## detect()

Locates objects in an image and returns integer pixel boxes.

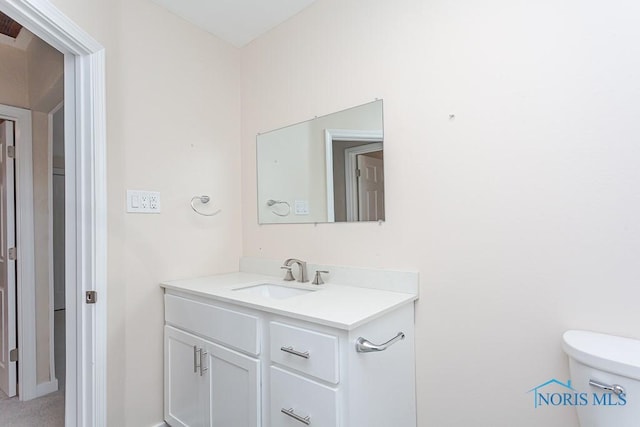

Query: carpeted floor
[0,310,66,425]
[0,389,64,427]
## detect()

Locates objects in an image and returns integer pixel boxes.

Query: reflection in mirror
[257,100,384,224]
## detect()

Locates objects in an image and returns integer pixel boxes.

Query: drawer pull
[193,346,200,373]
[281,407,311,425]
[356,332,405,353]
[281,346,310,359]
[200,350,208,376]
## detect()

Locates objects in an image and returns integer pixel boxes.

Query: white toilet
[562,330,640,426]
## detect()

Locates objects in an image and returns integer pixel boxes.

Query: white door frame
[0,1,107,426]
[324,129,383,222]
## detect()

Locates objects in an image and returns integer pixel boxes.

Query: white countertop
[161,272,418,330]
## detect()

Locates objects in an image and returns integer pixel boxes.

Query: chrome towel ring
[267,199,290,217]
[191,195,221,217]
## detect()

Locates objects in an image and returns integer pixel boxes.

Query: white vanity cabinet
[162,266,418,427]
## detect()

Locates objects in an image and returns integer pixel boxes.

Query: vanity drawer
[270,366,338,427]
[270,322,339,384]
[165,294,259,355]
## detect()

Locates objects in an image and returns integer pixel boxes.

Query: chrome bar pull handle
[589,379,625,395]
[280,346,310,359]
[193,346,200,373]
[281,408,311,425]
[356,332,405,353]
[200,350,208,376]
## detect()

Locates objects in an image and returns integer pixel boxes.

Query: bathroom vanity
[161,258,418,427]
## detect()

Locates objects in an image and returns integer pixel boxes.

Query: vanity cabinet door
[165,326,207,427]
[203,341,260,427]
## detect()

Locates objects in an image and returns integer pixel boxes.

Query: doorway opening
[0,27,66,421]
[324,129,384,222]
[0,0,107,425]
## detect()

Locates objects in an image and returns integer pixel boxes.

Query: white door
[0,120,17,397]
[205,341,260,427]
[357,154,385,221]
[165,326,207,427]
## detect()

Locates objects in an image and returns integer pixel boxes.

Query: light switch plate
[127,190,161,213]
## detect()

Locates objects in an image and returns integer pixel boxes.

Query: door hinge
[7,146,15,159]
[356,168,361,177]
[9,348,18,362]
[85,291,97,304]
[8,247,16,260]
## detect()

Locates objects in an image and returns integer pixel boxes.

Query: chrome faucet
[281,258,309,283]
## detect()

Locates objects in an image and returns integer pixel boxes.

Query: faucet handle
[280,266,295,281]
[312,270,329,285]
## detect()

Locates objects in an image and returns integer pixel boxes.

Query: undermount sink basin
[233,283,316,300]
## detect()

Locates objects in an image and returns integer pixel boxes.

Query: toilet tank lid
[562,330,640,380]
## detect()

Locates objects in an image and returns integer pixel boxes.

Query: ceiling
[151,0,318,47]
[0,11,22,39]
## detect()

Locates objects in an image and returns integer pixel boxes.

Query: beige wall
[0,44,28,108]
[47,0,242,425]
[241,0,640,426]
[26,36,64,112]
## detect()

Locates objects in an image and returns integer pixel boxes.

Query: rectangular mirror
[257,100,384,224]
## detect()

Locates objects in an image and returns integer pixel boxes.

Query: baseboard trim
[151,422,169,427]
[35,378,59,398]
